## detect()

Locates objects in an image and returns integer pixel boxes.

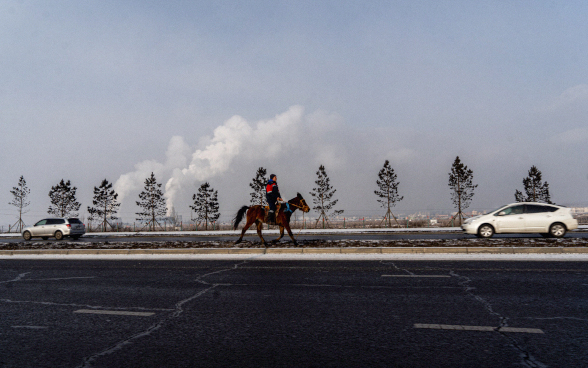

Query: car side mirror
[497,211,506,216]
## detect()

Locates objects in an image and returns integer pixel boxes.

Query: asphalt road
[2,231,588,244]
[1,259,587,367]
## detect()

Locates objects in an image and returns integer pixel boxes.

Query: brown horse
[233,193,310,246]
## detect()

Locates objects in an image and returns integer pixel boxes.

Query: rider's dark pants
[266,195,277,212]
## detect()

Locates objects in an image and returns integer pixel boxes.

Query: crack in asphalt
[0,272,30,283]
[379,261,415,275]
[449,270,548,368]
[76,257,257,368]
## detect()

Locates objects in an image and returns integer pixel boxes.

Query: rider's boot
[267,210,275,225]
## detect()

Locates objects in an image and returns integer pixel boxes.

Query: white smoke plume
[113,105,340,214]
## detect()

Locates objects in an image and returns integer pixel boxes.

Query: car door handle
[518,217,524,219]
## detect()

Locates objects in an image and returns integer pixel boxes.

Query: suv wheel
[549,223,566,238]
[54,231,64,241]
[23,231,32,241]
[477,224,494,238]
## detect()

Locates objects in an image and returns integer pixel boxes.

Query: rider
[266,174,283,223]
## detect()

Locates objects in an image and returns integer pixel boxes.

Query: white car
[22,218,86,241]
[462,202,578,238]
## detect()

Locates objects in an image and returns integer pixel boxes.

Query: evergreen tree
[87,179,120,231]
[48,179,81,217]
[135,172,166,230]
[249,167,268,206]
[514,165,552,203]
[374,160,403,227]
[9,176,30,232]
[309,165,343,229]
[448,156,477,225]
[190,182,220,230]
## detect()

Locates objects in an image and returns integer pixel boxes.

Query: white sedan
[462,202,578,238]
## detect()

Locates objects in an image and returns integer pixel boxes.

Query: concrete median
[1,247,588,256]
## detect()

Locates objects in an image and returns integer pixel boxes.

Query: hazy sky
[1,1,588,226]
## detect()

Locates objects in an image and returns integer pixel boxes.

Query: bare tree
[135,172,166,231]
[374,160,403,227]
[309,165,343,229]
[515,165,552,203]
[249,167,268,206]
[448,156,477,225]
[48,179,81,217]
[9,176,30,232]
[190,182,220,230]
[87,179,120,231]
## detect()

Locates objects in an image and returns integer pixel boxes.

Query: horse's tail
[233,206,250,230]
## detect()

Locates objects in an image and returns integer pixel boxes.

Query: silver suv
[22,218,86,241]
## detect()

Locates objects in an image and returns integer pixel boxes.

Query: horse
[233,193,310,246]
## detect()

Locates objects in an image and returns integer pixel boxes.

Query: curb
[1,247,588,256]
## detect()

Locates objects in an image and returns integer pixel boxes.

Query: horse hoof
[234,239,242,245]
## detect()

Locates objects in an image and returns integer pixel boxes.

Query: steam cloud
[114,105,343,214]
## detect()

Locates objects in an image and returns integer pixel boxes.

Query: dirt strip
[1,237,587,250]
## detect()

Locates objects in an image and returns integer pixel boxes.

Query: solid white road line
[414,323,544,334]
[382,275,450,278]
[74,309,155,317]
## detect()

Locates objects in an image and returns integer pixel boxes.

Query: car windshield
[489,205,509,215]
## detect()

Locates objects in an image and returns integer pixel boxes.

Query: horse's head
[295,192,310,213]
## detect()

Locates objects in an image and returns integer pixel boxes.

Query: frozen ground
[1,236,587,250]
[1,225,586,238]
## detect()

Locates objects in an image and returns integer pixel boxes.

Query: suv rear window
[68,218,82,224]
[47,219,66,225]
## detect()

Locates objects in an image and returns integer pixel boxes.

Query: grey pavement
[1,259,587,367]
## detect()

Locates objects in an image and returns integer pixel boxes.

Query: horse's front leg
[284,222,298,246]
[256,220,267,246]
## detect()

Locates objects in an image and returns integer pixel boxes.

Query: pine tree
[48,179,81,217]
[309,165,343,229]
[190,182,220,230]
[249,167,268,206]
[9,176,30,232]
[374,160,403,227]
[448,156,477,225]
[514,165,552,203]
[135,172,166,230]
[87,179,120,231]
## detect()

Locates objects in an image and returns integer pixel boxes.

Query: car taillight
[66,224,71,228]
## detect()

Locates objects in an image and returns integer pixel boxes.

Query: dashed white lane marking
[414,323,544,334]
[382,275,450,278]
[74,309,155,317]
[12,326,49,329]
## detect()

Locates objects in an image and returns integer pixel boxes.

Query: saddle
[263,203,281,225]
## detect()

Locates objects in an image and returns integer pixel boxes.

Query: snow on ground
[1,225,586,238]
[3,253,588,261]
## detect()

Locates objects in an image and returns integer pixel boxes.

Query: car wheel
[23,231,32,241]
[549,223,566,238]
[477,224,494,238]
[54,231,64,241]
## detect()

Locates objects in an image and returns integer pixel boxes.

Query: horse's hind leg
[235,218,255,245]
[273,226,285,243]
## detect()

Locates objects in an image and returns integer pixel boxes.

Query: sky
[1,0,588,228]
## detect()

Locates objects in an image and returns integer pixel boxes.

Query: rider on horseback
[266,174,283,224]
